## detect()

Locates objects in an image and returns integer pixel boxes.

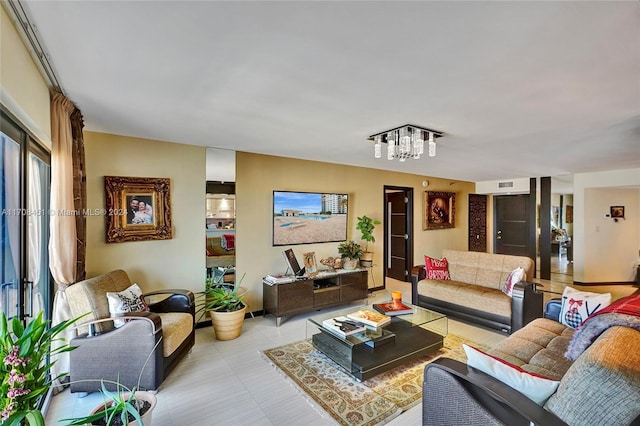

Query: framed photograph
[303,251,318,277]
[105,176,172,243]
[424,191,456,230]
[610,206,625,219]
[566,205,573,224]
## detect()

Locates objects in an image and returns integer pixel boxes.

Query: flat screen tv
[273,190,348,246]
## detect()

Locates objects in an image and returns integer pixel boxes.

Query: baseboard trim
[572,281,636,286]
[195,309,264,329]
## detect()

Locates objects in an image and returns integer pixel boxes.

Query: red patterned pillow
[424,255,450,280]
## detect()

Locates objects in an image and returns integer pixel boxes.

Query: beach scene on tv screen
[273,191,347,245]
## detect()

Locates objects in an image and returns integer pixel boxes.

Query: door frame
[382,186,414,288]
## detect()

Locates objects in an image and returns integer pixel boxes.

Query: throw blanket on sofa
[221,234,235,250]
[565,294,640,361]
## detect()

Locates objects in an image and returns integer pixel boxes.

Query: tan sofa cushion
[443,249,534,291]
[418,279,511,317]
[157,312,193,356]
[488,318,575,380]
[67,269,132,333]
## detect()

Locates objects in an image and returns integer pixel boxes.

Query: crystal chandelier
[370,125,443,162]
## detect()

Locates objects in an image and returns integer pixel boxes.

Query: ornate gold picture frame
[424,191,456,230]
[105,176,172,243]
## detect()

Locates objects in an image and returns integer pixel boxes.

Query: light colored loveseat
[66,270,195,393]
[422,305,640,425]
[412,249,542,334]
[206,236,235,269]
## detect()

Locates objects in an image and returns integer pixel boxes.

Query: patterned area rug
[261,334,486,426]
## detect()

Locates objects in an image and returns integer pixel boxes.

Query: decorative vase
[343,258,359,270]
[88,391,157,426]
[209,305,247,340]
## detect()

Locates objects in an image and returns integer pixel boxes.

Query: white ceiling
[21,1,640,182]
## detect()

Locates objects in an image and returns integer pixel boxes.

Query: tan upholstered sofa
[66,270,195,393]
[206,236,235,269]
[412,249,542,334]
[422,305,640,425]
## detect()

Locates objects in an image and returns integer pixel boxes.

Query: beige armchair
[66,270,195,393]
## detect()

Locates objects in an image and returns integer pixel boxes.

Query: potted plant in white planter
[356,215,380,268]
[62,382,157,426]
[199,269,249,341]
[338,240,363,270]
[62,340,162,426]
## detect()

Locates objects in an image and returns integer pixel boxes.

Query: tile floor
[46,282,637,426]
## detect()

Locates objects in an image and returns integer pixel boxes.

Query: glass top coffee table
[306,302,447,381]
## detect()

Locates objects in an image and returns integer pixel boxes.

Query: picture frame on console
[303,252,318,277]
[424,191,456,230]
[105,176,172,243]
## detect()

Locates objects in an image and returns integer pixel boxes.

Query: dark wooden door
[494,194,530,256]
[468,194,487,252]
[384,188,413,282]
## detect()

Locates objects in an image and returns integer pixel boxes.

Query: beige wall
[574,168,640,283]
[84,132,206,295]
[0,6,51,147]
[235,152,474,312]
[583,187,639,282]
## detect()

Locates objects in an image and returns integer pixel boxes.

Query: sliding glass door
[1,110,51,326]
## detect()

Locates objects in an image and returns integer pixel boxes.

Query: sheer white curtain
[28,154,42,297]
[49,93,78,385]
[1,134,21,316]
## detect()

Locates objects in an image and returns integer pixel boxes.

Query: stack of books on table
[346,309,392,328]
[263,274,293,285]
[322,316,367,338]
[372,301,413,316]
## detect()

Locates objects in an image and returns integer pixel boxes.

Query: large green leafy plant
[1,311,79,426]
[356,215,381,252]
[338,240,363,260]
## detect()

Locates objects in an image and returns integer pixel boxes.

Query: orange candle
[391,291,402,306]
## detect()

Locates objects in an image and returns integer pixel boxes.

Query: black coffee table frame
[308,304,447,381]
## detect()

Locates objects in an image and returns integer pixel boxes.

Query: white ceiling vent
[498,181,514,189]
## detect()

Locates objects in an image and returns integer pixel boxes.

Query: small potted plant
[62,340,162,426]
[356,215,381,267]
[199,268,249,340]
[338,240,363,270]
[1,311,81,426]
[62,381,156,426]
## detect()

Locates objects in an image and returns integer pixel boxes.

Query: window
[1,109,51,324]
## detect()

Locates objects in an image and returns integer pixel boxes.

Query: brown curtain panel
[71,108,86,281]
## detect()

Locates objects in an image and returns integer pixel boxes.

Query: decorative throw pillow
[502,267,526,297]
[106,283,149,328]
[559,286,611,329]
[424,256,450,280]
[463,344,560,405]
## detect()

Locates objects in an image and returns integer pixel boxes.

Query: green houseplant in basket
[356,215,380,267]
[338,240,363,270]
[199,268,249,341]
